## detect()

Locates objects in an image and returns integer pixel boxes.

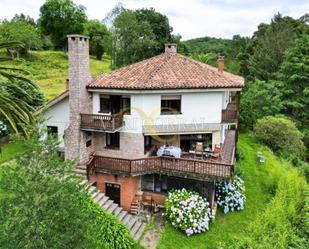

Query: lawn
[0,50,111,100]
[0,141,26,164]
[157,133,298,249]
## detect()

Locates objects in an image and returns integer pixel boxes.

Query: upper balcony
[221,103,238,123]
[80,113,123,132]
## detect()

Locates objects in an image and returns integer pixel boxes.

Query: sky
[0,0,308,40]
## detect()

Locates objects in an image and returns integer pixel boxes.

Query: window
[161,95,181,114]
[121,95,131,115]
[100,95,111,113]
[47,126,58,136]
[106,132,120,149]
[141,175,154,192]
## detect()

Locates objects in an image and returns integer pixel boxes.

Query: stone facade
[64,35,92,164]
[93,132,145,159]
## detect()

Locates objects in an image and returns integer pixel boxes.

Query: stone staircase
[73,164,87,178]
[74,165,146,241]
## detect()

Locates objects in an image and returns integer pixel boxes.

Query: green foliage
[5,79,45,107]
[0,19,42,55]
[240,80,283,128]
[242,13,308,81]
[279,34,309,130]
[85,20,112,60]
[158,134,308,249]
[0,140,26,163]
[0,126,134,248]
[254,116,305,157]
[39,0,87,49]
[0,50,111,100]
[238,171,308,249]
[111,7,173,68]
[0,41,38,136]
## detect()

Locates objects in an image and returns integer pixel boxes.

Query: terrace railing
[80,113,123,132]
[87,155,234,181]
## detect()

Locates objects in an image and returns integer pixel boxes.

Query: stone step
[113,207,122,217]
[102,200,114,210]
[122,214,133,225]
[126,217,137,230]
[130,221,142,237]
[98,196,109,207]
[91,191,100,199]
[76,164,86,170]
[107,203,118,213]
[93,193,105,203]
[87,186,97,195]
[117,210,127,221]
[134,223,146,241]
[74,168,86,175]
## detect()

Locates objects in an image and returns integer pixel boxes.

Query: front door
[105,183,121,205]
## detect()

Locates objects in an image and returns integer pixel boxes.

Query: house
[44,34,244,213]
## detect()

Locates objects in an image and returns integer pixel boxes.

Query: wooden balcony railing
[87,155,234,181]
[80,113,123,132]
[222,103,238,123]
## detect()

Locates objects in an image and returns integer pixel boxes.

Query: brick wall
[92,173,140,211]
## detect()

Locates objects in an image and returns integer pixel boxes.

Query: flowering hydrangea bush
[216,175,246,213]
[163,189,213,236]
[0,121,8,137]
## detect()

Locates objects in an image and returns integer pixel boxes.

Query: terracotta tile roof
[88,53,245,90]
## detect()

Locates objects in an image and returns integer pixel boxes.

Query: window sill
[104,146,120,151]
[160,112,182,115]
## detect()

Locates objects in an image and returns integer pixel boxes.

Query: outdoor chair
[195,142,204,159]
[212,145,221,158]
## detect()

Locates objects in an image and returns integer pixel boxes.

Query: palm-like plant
[0,41,37,136]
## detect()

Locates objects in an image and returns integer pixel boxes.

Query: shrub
[163,189,213,236]
[216,175,246,213]
[254,116,306,158]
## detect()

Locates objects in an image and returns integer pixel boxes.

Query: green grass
[0,141,26,164]
[157,133,304,249]
[0,50,111,100]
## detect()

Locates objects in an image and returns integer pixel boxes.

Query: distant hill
[0,51,111,100]
[183,36,233,55]
[184,36,242,74]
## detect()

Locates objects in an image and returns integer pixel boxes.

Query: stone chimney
[65,78,69,90]
[64,34,92,163]
[217,55,225,73]
[165,43,177,53]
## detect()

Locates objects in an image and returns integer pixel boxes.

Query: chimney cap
[67,34,89,39]
[217,55,225,60]
[165,43,177,53]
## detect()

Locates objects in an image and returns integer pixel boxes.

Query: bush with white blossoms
[163,189,213,236]
[0,121,8,137]
[216,175,246,214]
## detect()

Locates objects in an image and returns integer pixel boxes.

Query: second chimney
[165,43,177,53]
[217,55,225,72]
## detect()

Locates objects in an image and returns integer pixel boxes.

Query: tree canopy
[0,19,42,56]
[111,7,174,68]
[39,0,87,49]
[85,20,112,60]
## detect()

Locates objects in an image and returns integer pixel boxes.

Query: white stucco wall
[92,91,226,134]
[44,97,70,147]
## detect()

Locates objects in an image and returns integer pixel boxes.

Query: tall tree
[0,19,42,56]
[111,7,173,68]
[242,13,308,81]
[39,0,87,49]
[85,20,112,60]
